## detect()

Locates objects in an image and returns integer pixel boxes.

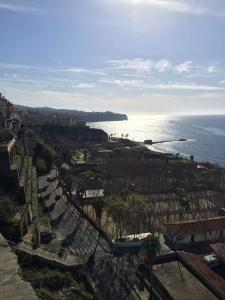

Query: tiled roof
[40,180,58,198]
[179,251,225,298]
[44,187,63,208]
[44,194,56,208]
[38,177,49,191]
[50,196,67,221]
[164,216,225,236]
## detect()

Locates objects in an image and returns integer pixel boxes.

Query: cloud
[105,58,172,74]
[73,83,96,88]
[106,59,153,73]
[154,60,172,72]
[174,61,192,74]
[100,78,225,91]
[0,62,35,70]
[0,62,105,77]
[100,79,144,88]
[0,1,40,13]
[207,65,217,73]
[119,0,225,18]
[61,68,106,76]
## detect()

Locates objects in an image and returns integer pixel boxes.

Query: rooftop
[164,216,225,236]
[154,259,216,300]
[179,251,225,298]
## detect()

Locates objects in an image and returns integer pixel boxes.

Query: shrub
[34,141,55,174]
[23,268,73,290]
[35,157,48,175]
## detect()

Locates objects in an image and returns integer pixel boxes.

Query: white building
[164,216,225,249]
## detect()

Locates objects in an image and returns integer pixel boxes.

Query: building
[164,216,225,249]
[0,93,20,133]
[0,93,14,128]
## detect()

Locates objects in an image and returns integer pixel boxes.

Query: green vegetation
[20,265,96,300]
[0,192,17,223]
[37,288,58,300]
[79,170,97,179]
[40,212,51,228]
[23,267,73,290]
[34,141,56,175]
[35,157,48,174]
[105,194,150,238]
[38,287,95,300]
[72,149,90,164]
[15,140,25,156]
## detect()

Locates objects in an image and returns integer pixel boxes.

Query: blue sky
[0,0,225,114]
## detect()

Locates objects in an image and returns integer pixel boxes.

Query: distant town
[2,93,225,300]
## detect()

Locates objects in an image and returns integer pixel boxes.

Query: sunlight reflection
[88,113,172,142]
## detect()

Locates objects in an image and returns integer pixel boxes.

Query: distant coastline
[89,114,225,166]
[15,105,128,123]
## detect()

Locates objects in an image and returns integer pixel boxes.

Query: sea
[88,114,225,167]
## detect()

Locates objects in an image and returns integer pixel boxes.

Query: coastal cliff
[15,105,128,123]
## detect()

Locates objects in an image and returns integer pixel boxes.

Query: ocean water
[88,114,225,166]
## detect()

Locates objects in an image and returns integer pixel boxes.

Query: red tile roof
[164,216,225,236]
[178,251,225,298]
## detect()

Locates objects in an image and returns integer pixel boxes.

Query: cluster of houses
[164,216,225,249]
[0,93,21,134]
[0,93,13,129]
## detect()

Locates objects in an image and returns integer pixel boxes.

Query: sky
[0,0,225,114]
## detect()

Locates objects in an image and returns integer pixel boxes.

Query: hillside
[15,105,128,122]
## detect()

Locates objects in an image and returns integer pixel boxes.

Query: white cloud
[101,78,225,91]
[73,83,96,88]
[119,0,225,18]
[0,1,39,13]
[106,58,153,73]
[61,68,106,76]
[174,61,192,74]
[0,62,106,76]
[0,62,34,70]
[207,65,217,73]
[106,58,171,74]
[154,59,172,72]
[100,79,144,88]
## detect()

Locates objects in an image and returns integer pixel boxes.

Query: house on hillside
[164,216,225,249]
[0,93,14,128]
[0,93,21,133]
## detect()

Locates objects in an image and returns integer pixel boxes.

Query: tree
[35,157,48,175]
[141,235,161,299]
[34,141,55,174]
[93,199,104,227]
[105,195,129,238]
